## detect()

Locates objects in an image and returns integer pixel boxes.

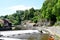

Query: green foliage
[0,0,60,26]
[28,8,35,20]
[0,23,4,28]
[24,10,29,20]
[31,16,39,23]
[0,8,40,25]
[40,0,60,25]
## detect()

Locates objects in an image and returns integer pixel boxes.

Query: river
[0,30,49,40]
[0,27,60,40]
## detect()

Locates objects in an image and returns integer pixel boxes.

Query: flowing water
[0,30,50,40]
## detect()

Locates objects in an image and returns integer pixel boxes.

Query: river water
[1,27,60,40]
[0,30,49,40]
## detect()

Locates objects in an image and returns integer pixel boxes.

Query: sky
[0,0,45,16]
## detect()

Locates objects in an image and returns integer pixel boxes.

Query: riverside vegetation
[0,0,60,28]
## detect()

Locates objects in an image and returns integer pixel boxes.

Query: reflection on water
[28,34,49,40]
[40,34,49,40]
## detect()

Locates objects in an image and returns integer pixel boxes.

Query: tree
[40,0,59,25]
[24,10,29,20]
[28,8,35,20]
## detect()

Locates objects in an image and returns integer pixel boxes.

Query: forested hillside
[41,0,60,25]
[0,0,60,27]
[0,8,40,25]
